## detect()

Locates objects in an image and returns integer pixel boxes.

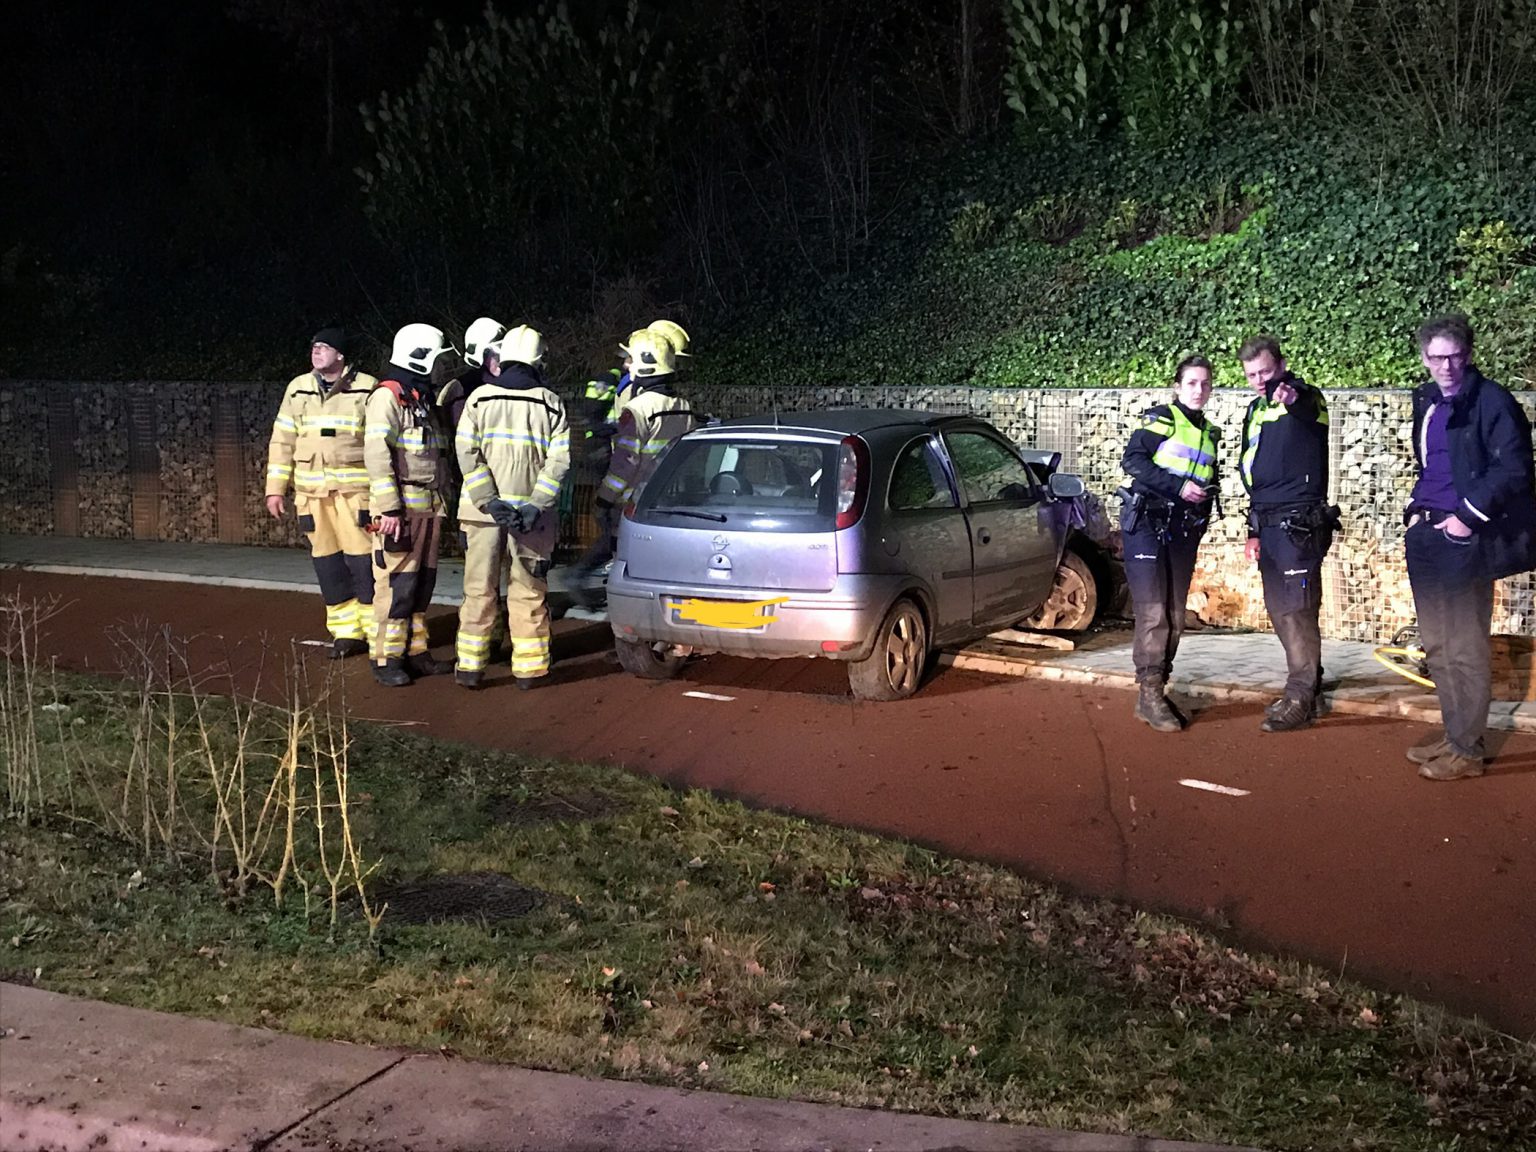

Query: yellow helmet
[621,328,676,378]
[646,319,691,357]
[462,317,506,367]
[495,324,546,367]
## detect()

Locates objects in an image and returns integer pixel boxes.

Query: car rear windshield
[636,436,840,529]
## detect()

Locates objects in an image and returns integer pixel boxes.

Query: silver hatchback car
[607,409,1096,700]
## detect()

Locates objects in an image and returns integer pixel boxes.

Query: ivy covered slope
[699,118,1536,392]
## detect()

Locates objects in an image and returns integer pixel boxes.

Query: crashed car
[606,409,1117,700]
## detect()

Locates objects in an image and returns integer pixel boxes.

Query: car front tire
[1021,548,1099,632]
[847,599,929,701]
[614,636,687,680]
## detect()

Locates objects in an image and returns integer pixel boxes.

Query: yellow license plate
[668,596,789,630]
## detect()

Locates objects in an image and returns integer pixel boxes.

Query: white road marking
[683,691,736,702]
[1178,778,1251,797]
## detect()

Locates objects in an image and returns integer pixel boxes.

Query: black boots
[371,658,412,688]
[1261,696,1315,733]
[406,652,454,677]
[330,638,369,660]
[1134,682,1184,733]
[455,668,483,690]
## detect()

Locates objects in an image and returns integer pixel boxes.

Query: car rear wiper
[650,507,728,522]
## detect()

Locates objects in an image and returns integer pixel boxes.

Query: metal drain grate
[376,872,547,925]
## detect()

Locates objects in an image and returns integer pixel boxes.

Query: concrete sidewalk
[0,984,1246,1152]
[4,534,1532,734]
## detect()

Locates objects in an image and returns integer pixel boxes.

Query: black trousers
[1257,522,1333,701]
[1125,524,1204,686]
[1406,519,1494,759]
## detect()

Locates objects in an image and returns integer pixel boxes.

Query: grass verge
[2,673,1532,1151]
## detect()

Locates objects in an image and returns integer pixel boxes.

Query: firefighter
[1120,355,1221,732]
[570,328,699,611]
[363,323,456,687]
[263,327,380,659]
[453,324,571,689]
[1238,335,1338,732]
[438,317,512,653]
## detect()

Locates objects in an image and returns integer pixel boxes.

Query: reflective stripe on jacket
[1149,405,1218,486]
[599,387,697,503]
[1239,377,1330,499]
[364,379,448,516]
[264,370,379,497]
[455,377,571,557]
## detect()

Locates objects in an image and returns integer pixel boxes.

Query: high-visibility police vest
[1147,405,1218,486]
[1241,391,1330,490]
[582,368,631,437]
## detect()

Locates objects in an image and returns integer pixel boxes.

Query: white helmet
[463,317,507,367]
[390,323,451,375]
[621,328,676,378]
[495,324,545,367]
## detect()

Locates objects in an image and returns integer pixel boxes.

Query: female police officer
[1120,356,1221,732]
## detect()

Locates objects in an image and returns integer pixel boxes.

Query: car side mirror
[1048,473,1085,499]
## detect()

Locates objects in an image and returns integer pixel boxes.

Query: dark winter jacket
[1410,368,1536,580]
[1239,373,1330,511]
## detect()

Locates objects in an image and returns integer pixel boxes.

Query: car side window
[944,432,1038,505]
[889,437,957,511]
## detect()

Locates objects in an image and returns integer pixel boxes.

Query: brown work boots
[1408,732,1487,781]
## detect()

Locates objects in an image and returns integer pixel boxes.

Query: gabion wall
[1,379,1531,643]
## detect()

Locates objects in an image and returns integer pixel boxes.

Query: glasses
[1425,352,1468,365]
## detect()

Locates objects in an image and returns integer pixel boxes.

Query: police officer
[363,323,456,687]
[263,327,379,659]
[1238,335,1337,733]
[1404,314,1536,781]
[1120,355,1221,732]
[453,325,571,689]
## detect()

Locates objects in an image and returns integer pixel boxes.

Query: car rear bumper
[607,566,905,660]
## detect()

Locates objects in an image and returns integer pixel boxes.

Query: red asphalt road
[9,571,1536,1038]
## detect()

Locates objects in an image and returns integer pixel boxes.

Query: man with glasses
[1403,314,1535,781]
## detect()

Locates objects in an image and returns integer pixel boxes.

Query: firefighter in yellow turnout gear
[363,323,456,688]
[453,325,571,689]
[264,328,380,659]
[595,327,698,518]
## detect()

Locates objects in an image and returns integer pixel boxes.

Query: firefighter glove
[511,503,541,533]
[484,499,525,532]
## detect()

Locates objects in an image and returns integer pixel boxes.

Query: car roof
[707,408,971,437]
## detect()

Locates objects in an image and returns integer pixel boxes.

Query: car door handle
[977,529,991,545]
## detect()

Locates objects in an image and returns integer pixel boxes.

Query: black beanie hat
[311,327,350,358]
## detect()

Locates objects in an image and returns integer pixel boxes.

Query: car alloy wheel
[1022,549,1098,632]
[848,599,928,701]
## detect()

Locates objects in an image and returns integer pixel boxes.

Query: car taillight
[834,436,869,530]
[622,501,637,520]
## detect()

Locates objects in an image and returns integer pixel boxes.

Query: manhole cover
[375,872,547,925]
[483,790,622,827]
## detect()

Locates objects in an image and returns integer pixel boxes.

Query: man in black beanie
[263,327,381,658]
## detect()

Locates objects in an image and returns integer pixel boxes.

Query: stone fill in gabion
[2,379,1531,644]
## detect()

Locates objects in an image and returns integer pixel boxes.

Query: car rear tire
[614,636,687,680]
[847,599,929,702]
[1022,548,1099,632]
